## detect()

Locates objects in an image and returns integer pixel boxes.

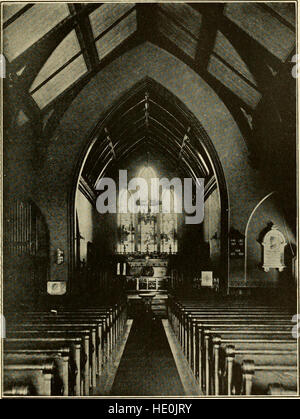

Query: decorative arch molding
[70,76,229,288]
[243,190,296,286]
[34,41,268,287]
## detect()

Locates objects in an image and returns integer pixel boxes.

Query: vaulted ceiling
[3,3,295,135]
[81,78,215,193]
[3,2,296,208]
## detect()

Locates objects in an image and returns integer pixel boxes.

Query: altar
[125,257,169,318]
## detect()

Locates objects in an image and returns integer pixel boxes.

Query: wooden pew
[169,305,292,342]
[184,315,291,373]
[4,361,59,396]
[169,307,291,358]
[267,383,298,395]
[5,302,128,396]
[167,300,295,395]
[241,359,297,395]
[172,312,291,345]
[216,342,296,395]
[6,330,91,395]
[8,302,126,351]
[5,338,82,395]
[3,384,31,396]
[185,313,291,352]
[45,313,112,365]
[8,309,122,370]
[167,296,296,396]
[4,351,70,395]
[11,313,111,374]
[187,323,292,393]
[10,323,98,389]
[199,323,295,392]
[202,327,293,394]
[211,334,296,394]
[167,298,292,322]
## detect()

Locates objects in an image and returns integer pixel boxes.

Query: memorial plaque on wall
[47,281,67,295]
[229,228,245,258]
[201,271,213,287]
[262,225,287,272]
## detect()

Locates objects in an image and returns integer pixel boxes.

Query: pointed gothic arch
[70,78,229,290]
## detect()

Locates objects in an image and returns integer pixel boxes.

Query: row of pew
[3,300,127,396]
[167,296,297,396]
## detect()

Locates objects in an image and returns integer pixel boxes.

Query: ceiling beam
[112,97,186,141]
[5,4,101,131]
[79,176,97,204]
[218,16,279,91]
[8,20,75,94]
[149,98,186,131]
[194,4,224,69]
[257,3,295,32]
[149,115,182,143]
[156,5,199,43]
[149,31,254,141]
[178,127,191,162]
[104,127,116,160]
[149,125,209,177]
[83,143,111,183]
[144,91,150,130]
[40,26,252,145]
[69,3,99,71]
[42,32,143,138]
[6,2,294,149]
[136,3,158,42]
[148,138,203,181]
[3,4,34,28]
[115,121,146,144]
[9,3,100,72]
[116,136,146,162]
[204,176,217,200]
[190,3,281,84]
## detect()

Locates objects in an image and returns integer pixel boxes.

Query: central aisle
[110,315,185,396]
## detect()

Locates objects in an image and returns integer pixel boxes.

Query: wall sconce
[56,248,64,265]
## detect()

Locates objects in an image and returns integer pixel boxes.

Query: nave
[3,290,297,397]
[2,2,297,399]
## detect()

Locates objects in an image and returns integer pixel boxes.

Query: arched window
[117,189,135,253]
[117,167,178,254]
[160,188,178,253]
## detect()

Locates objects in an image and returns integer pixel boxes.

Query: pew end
[268,383,298,396]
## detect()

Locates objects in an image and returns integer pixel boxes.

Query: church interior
[2,2,298,397]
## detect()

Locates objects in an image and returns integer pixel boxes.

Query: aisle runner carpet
[111,316,185,396]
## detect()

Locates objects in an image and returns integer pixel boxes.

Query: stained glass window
[117,190,135,253]
[117,167,178,254]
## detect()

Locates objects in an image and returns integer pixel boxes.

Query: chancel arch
[72,77,229,295]
[62,42,294,293]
